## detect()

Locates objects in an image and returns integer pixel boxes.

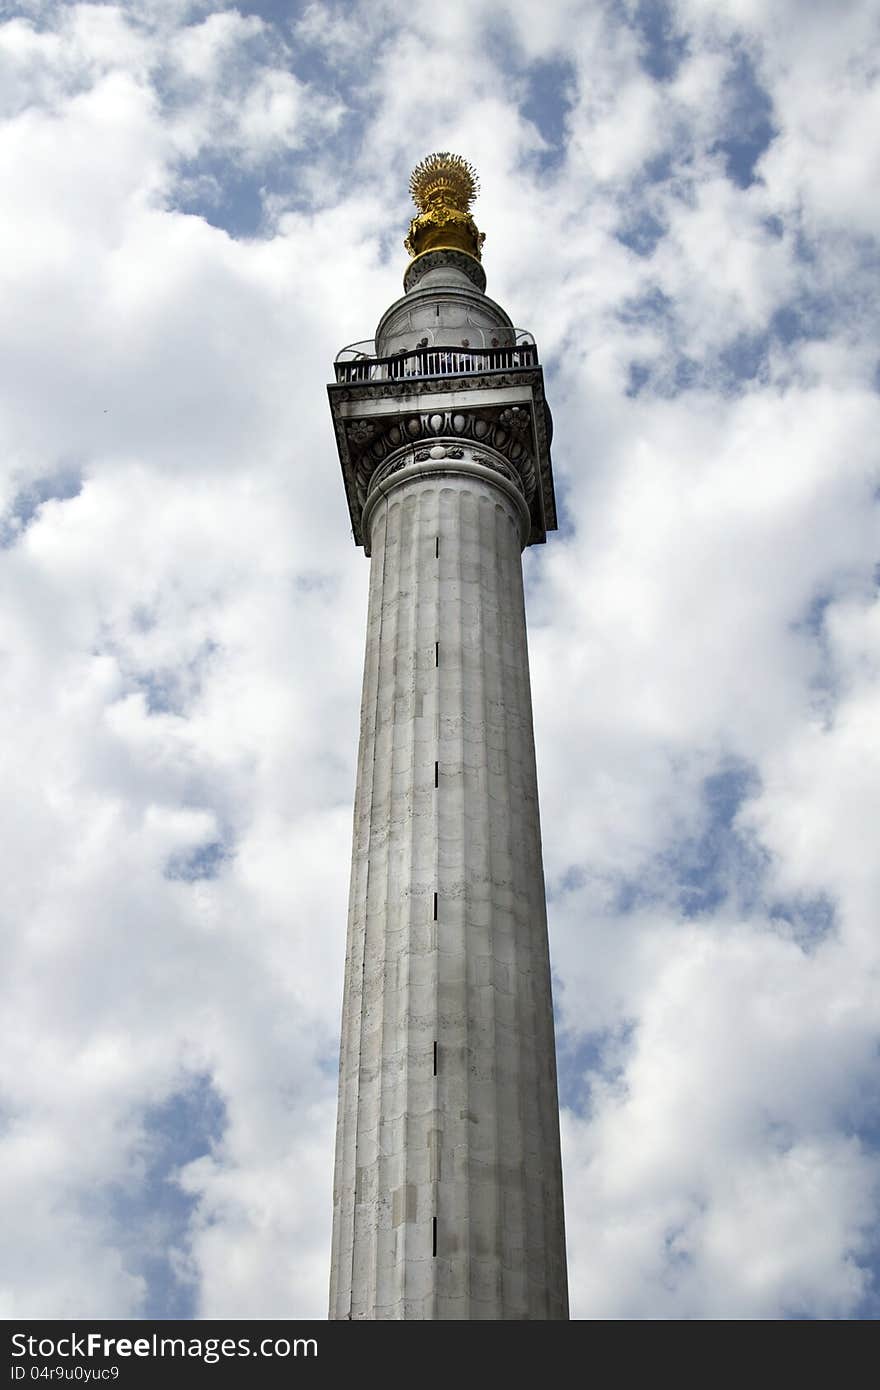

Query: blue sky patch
[718,330,770,386]
[616,207,666,258]
[798,591,835,639]
[791,591,844,725]
[136,671,185,717]
[165,838,230,882]
[712,51,777,189]
[233,0,306,22]
[170,158,268,239]
[763,213,785,239]
[557,1021,636,1116]
[618,285,673,326]
[128,640,219,718]
[668,762,765,917]
[111,1074,227,1319]
[631,0,689,82]
[0,468,82,549]
[768,893,836,952]
[772,290,834,344]
[626,361,652,396]
[521,57,575,169]
[610,762,767,917]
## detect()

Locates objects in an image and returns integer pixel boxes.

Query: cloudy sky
[1,0,878,1321]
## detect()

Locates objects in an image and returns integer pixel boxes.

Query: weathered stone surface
[329,459,568,1320]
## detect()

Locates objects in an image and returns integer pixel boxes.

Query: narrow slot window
[435,536,439,559]
[434,761,439,788]
[433,1041,438,1075]
[435,641,439,667]
[432,892,438,921]
[432,1217,437,1257]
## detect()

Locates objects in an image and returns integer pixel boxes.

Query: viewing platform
[334,334,538,384]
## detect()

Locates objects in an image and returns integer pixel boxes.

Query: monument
[327,154,568,1319]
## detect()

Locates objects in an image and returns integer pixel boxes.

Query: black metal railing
[334,342,538,384]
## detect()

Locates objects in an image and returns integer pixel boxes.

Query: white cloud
[1,0,878,1321]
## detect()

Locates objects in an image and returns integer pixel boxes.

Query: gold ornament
[404,152,486,263]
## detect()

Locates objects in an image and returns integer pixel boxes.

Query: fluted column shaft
[330,451,568,1320]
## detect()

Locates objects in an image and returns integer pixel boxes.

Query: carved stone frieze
[346,419,375,445]
[368,455,409,490]
[367,441,518,499]
[499,406,529,434]
[346,404,537,513]
[471,452,521,489]
[412,444,465,462]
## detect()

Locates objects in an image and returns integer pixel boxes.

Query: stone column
[329,445,568,1320]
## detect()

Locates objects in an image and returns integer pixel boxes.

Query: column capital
[361,440,533,554]
[328,370,556,550]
